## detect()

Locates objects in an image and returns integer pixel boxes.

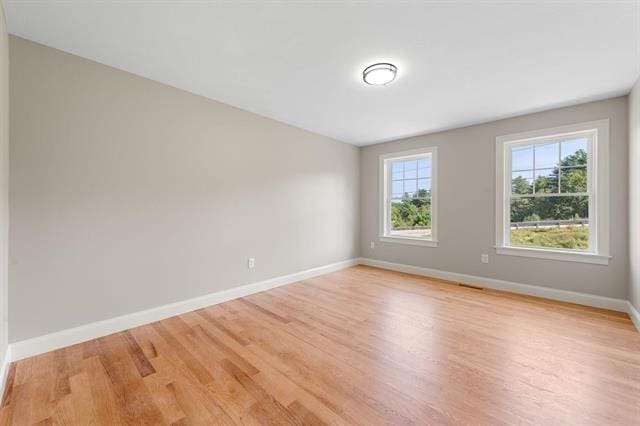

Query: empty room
[0,1,638,424]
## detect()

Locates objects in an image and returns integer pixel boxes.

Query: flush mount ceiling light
[363,63,397,86]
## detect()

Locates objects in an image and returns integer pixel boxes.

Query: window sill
[495,246,610,265]
[380,236,439,247]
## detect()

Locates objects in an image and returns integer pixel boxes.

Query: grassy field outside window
[510,226,589,250]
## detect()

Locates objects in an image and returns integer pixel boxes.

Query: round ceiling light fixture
[363,63,397,86]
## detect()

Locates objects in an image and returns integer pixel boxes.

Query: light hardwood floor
[1,265,639,425]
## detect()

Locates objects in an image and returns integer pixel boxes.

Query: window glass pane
[560,166,587,193]
[391,162,403,174]
[418,167,431,178]
[404,160,418,179]
[510,195,589,250]
[534,142,559,169]
[417,178,431,191]
[404,160,417,171]
[404,168,417,179]
[511,172,533,194]
[512,145,533,171]
[513,170,533,179]
[534,168,558,194]
[512,170,533,195]
[403,179,417,197]
[391,181,403,198]
[392,171,403,181]
[417,157,431,169]
[389,198,432,239]
[561,138,588,163]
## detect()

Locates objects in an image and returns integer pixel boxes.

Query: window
[380,147,438,246]
[496,120,610,264]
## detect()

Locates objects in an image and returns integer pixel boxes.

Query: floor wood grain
[1,265,639,425]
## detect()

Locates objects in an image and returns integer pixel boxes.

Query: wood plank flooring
[1,265,639,425]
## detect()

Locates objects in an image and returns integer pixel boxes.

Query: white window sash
[495,119,610,264]
[379,147,438,247]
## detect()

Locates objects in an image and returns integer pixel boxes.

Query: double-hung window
[495,120,610,264]
[380,147,438,246]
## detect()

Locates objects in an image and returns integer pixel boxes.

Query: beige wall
[360,97,629,299]
[9,36,360,342]
[629,78,640,311]
[0,6,9,365]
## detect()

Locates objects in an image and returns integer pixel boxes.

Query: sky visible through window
[512,138,586,170]
[511,138,587,194]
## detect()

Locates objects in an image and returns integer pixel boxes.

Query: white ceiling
[3,1,640,146]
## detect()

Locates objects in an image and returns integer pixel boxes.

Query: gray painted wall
[9,36,360,342]
[7,34,635,344]
[360,97,629,299]
[629,78,640,311]
[0,6,8,365]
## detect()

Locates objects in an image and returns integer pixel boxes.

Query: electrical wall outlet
[370,241,375,249]
[481,254,489,264]
[248,258,255,269]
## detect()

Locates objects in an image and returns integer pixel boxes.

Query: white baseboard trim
[0,345,12,400]
[9,258,359,362]
[628,302,640,332]
[7,256,637,363]
[358,257,630,313]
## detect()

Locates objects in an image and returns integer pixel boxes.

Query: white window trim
[495,119,610,265]
[379,147,438,247]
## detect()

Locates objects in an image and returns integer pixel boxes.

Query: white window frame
[379,147,438,247]
[495,119,610,265]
